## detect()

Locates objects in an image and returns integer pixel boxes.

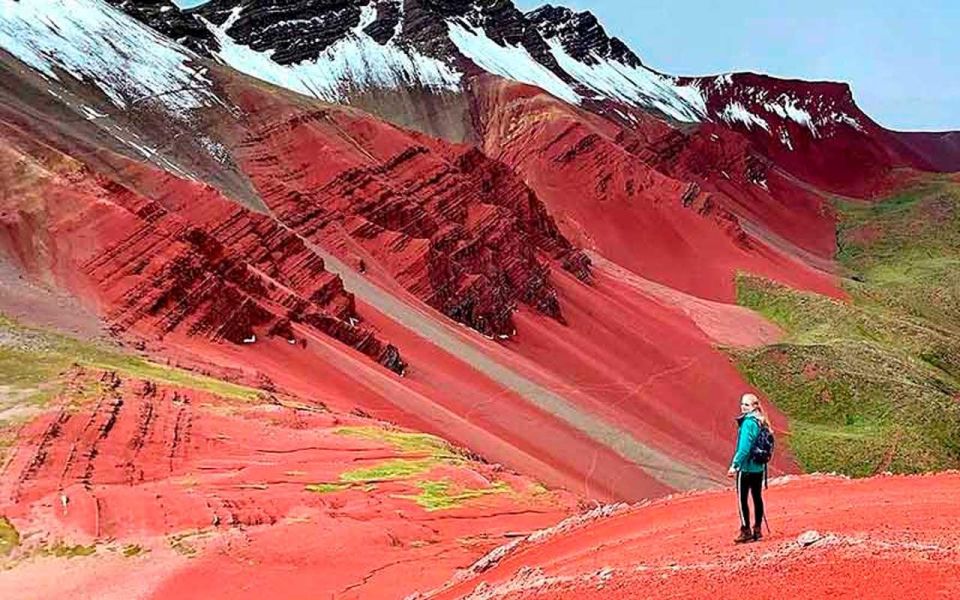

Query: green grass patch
[395,480,510,511]
[333,426,459,459]
[305,482,350,494]
[0,314,261,403]
[736,181,960,477]
[307,432,508,510]
[734,274,960,476]
[835,182,960,327]
[305,431,468,495]
[41,541,96,558]
[339,458,439,483]
[121,544,145,557]
[86,357,260,402]
[736,274,960,379]
[0,516,19,556]
[168,531,206,557]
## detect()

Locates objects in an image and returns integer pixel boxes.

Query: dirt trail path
[423,472,960,600]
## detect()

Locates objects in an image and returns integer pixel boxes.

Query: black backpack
[750,423,775,465]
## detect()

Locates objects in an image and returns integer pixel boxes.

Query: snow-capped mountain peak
[97,0,709,123]
[25,0,932,155]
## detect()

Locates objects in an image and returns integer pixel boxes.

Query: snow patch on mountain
[0,0,220,118]
[778,128,794,150]
[764,95,818,136]
[545,39,705,122]
[718,101,770,132]
[447,21,579,104]
[207,4,460,103]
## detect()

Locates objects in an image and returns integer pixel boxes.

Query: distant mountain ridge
[104,0,960,193]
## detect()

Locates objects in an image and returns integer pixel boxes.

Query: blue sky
[175,0,958,131]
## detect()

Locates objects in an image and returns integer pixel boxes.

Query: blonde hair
[741,393,768,426]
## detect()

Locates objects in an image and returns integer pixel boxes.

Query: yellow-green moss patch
[333,426,458,459]
[395,480,510,511]
[0,516,19,556]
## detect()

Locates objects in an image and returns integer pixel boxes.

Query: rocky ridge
[111,0,960,189]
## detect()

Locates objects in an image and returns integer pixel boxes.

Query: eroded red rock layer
[0,368,577,599]
[231,86,590,338]
[0,74,736,505]
[0,126,404,373]
[471,77,840,302]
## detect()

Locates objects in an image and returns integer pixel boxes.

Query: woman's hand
[726,467,737,478]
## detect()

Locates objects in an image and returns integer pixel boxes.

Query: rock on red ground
[421,472,960,600]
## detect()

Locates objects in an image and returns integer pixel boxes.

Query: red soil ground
[421,472,960,600]
[503,262,797,480]
[0,369,577,600]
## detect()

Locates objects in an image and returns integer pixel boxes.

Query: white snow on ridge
[763,95,818,136]
[208,7,461,103]
[447,22,580,104]
[545,39,705,122]
[833,112,865,131]
[718,101,770,132]
[778,128,794,150]
[0,0,220,117]
[445,23,706,122]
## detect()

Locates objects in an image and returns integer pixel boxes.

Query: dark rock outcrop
[105,0,221,56]
[527,4,642,68]
[196,0,364,64]
[363,0,402,44]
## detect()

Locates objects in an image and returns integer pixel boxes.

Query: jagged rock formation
[198,0,366,63]
[527,4,642,68]
[0,126,406,373]
[105,0,221,55]
[232,92,591,336]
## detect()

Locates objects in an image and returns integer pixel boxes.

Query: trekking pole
[763,464,771,534]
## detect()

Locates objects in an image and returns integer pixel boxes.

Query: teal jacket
[731,412,766,473]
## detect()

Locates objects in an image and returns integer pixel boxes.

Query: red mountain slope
[0,124,403,372]
[471,77,840,302]
[688,73,960,198]
[0,48,748,502]
[0,2,958,599]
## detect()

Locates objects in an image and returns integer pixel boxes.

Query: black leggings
[737,470,764,528]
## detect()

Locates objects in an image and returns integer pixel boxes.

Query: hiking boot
[734,526,753,544]
[753,525,763,541]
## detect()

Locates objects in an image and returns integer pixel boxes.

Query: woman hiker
[727,392,769,543]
